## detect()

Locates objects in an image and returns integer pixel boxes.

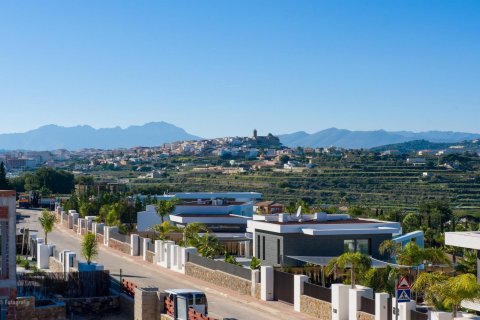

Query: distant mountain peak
[0,122,202,151]
[277,128,480,149]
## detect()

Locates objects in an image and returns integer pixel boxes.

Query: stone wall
[48,256,63,273]
[357,311,375,320]
[108,238,130,254]
[61,296,120,316]
[255,283,261,299]
[300,294,332,320]
[16,296,66,320]
[146,250,154,263]
[185,262,251,296]
[96,233,104,244]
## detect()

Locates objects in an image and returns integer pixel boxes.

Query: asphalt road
[17,208,314,320]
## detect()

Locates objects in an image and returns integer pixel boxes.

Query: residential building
[253,201,284,215]
[137,192,262,232]
[247,212,401,267]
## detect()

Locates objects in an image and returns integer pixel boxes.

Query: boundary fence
[303,282,331,303]
[187,253,252,281]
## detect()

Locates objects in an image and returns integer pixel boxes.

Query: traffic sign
[397,276,410,289]
[397,289,411,302]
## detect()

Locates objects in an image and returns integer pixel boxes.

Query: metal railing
[303,282,331,303]
[360,296,375,315]
[411,310,428,320]
[110,231,130,243]
[187,253,252,280]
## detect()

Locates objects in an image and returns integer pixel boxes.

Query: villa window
[343,239,370,255]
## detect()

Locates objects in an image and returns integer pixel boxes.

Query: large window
[262,236,266,260]
[343,239,370,255]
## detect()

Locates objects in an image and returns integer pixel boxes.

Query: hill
[278,128,480,148]
[0,122,202,151]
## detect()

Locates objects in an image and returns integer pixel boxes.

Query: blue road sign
[397,289,411,302]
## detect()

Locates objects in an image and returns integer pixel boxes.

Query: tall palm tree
[412,272,480,318]
[196,232,223,259]
[181,222,208,247]
[152,221,179,241]
[379,239,402,262]
[155,199,178,223]
[326,252,372,288]
[39,209,56,244]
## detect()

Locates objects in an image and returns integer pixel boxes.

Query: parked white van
[165,289,208,316]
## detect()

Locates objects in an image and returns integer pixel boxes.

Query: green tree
[38,209,56,244]
[152,221,179,241]
[196,232,222,258]
[81,233,98,265]
[402,213,421,234]
[360,265,399,295]
[106,205,120,226]
[155,199,178,223]
[250,256,261,270]
[326,252,372,288]
[181,222,208,247]
[455,249,477,275]
[379,239,402,262]
[412,272,480,318]
[0,162,10,189]
[285,202,297,215]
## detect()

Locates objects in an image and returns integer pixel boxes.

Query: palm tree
[152,221,179,241]
[81,233,98,265]
[39,209,56,244]
[181,222,208,247]
[379,239,402,262]
[412,272,480,318]
[155,199,178,223]
[326,252,372,288]
[196,232,223,259]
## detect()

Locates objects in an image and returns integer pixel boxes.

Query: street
[17,208,314,320]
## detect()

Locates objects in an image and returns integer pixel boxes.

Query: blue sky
[0,1,479,138]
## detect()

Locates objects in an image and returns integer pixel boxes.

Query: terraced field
[129,157,480,213]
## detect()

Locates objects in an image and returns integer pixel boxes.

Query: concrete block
[131,234,139,256]
[143,237,151,261]
[375,292,390,320]
[349,285,374,320]
[294,275,308,312]
[331,284,350,320]
[431,311,453,320]
[260,266,274,301]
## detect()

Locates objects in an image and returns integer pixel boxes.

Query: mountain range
[277,128,480,149]
[0,123,479,151]
[0,122,201,151]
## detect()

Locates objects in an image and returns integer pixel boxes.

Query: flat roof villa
[247,212,402,267]
[137,192,262,232]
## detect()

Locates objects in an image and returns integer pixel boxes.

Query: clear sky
[0,1,479,138]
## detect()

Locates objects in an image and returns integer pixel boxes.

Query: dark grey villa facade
[247,212,402,266]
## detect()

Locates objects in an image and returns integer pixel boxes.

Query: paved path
[17,209,314,320]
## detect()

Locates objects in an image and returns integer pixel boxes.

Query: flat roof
[269,218,381,225]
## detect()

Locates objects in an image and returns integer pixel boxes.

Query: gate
[273,270,294,304]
